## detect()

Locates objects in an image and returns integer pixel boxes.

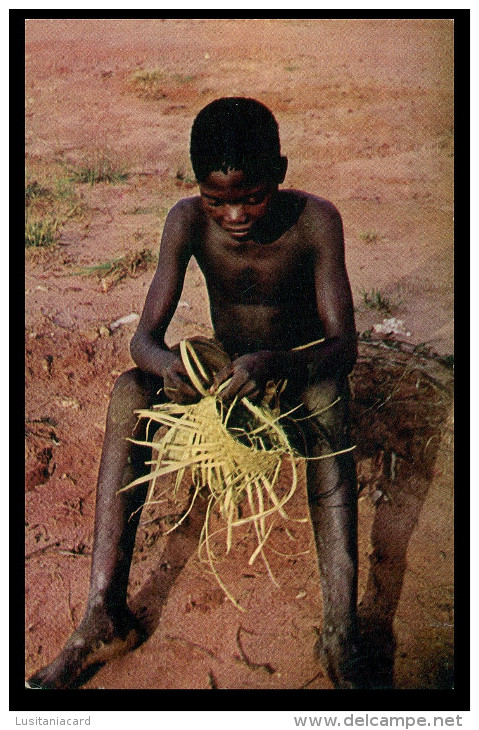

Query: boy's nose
[224,204,247,223]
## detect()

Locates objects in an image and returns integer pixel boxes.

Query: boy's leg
[301,378,362,689]
[27,368,162,689]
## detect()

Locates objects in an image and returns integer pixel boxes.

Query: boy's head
[190,97,287,185]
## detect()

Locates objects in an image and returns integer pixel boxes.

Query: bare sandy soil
[25,18,454,692]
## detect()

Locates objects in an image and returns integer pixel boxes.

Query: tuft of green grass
[25,180,52,204]
[25,166,85,249]
[439,354,454,370]
[68,152,129,186]
[128,68,195,100]
[129,69,167,100]
[359,231,381,244]
[175,170,196,187]
[124,204,168,217]
[53,176,77,200]
[25,213,59,248]
[171,73,195,84]
[74,248,158,291]
[360,288,401,315]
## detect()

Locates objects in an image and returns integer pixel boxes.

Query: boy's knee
[112,369,161,401]
[301,378,351,453]
[106,370,144,429]
[111,369,143,402]
[302,378,346,414]
[108,369,162,427]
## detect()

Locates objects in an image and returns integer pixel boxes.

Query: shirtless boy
[28,97,360,690]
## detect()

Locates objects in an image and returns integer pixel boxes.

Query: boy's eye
[245,192,269,205]
[202,192,268,207]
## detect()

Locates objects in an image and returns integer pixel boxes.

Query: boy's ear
[276,156,288,184]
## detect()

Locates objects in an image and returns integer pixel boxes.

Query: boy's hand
[162,354,201,404]
[211,351,278,403]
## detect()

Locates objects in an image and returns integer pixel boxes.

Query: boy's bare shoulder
[287,189,341,225]
[283,190,343,250]
[160,196,205,251]
[167,195,203,222]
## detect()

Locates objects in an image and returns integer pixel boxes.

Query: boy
[28,97,360,689]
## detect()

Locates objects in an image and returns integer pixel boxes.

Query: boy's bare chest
[195,228,311,305]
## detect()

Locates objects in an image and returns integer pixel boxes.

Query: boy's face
[199,168,275,241]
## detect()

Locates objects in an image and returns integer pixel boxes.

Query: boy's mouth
[224,226,252,239]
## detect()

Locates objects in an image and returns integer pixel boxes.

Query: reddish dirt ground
[25,19,454,691]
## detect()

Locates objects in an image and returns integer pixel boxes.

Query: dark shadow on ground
[351,344,453,689]
[129,489,208,636]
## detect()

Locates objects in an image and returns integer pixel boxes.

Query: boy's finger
[215,379,237,402]
[210,365,233,392]
[217,371,250,402]
[235,381,260,403]
[232,379,251,398]
[166,371,198,398]
[165,385,199,404]
[171,360,190,379]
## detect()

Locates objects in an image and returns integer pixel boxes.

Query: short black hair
[190,97,283,183]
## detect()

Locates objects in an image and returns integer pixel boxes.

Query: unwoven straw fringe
[119,339,355,610]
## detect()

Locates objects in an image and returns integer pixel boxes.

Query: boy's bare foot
[314,632,367,690]
[26,604,146,689]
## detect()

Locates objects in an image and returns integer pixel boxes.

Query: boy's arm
[286,198,357,377]
[129,200,199,402]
